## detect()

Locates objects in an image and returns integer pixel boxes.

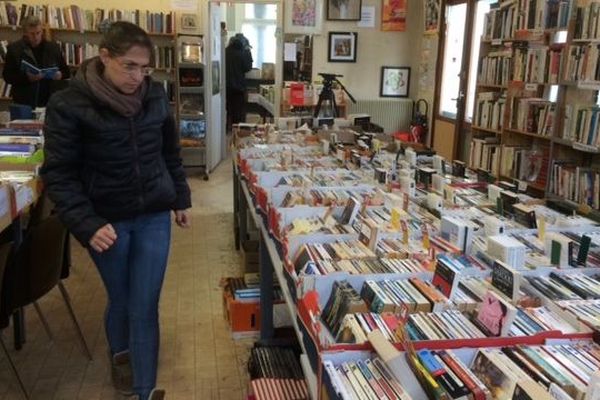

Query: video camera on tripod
[314,73,357,118]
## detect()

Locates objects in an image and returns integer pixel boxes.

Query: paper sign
[284,42,297,62]
[171,0,197,11]
[357,6,375,28]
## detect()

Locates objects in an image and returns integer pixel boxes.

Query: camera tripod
[313,73,356,118]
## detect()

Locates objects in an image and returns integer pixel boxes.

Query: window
[240,4,277,68]
[465,0,494,122]
[439,3,467,119]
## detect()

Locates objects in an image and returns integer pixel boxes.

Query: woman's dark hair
[99,21,153,58]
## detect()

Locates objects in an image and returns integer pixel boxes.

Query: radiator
[348,99,413,133]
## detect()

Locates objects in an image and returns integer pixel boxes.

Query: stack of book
[478,49,512,86]
[323,355,413,400]
[511,98,556,136]
[248,347,308,400]
[321,280,368,340]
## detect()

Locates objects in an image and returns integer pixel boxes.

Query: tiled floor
[0,158,254,399]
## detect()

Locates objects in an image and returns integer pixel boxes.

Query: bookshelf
[175,33,208,178]
[470,0,589,198]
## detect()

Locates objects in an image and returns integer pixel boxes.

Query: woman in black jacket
[41,21,191,400]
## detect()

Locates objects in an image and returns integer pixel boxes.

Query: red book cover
[438,350,486,400]
[289,83,305,106]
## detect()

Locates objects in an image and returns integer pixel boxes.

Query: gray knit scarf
[76,57,148,117]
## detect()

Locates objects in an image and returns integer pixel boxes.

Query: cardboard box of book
[241,240,259,273]
[221,276,261,335]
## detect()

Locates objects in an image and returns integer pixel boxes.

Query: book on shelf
[469,137,501,176]
[474,91,506,131]
[479,49,512,87]
[512,45,561,84]
[511,98,556,136]
[0,3,175,34]
[550,160,600,208]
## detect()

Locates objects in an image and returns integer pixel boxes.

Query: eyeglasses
[114,59,154,77]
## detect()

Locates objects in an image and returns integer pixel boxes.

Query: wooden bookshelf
[471,125,502,135]
[504,128,553,141]
[471,0,575,190]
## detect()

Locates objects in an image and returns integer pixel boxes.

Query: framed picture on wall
[180,13,199,32]
[424,0,440,34]
[382,0,407,31]
[327,0,362,21]
[380,66,410,97]
[284,0,324,34]
[328,32,357,63]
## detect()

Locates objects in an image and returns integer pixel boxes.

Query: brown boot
[109,350,133,395]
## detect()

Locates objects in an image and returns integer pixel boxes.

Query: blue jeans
[89,211,171,400]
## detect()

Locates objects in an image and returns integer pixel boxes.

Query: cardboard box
[222,287,260,339]
[241,240,259,273]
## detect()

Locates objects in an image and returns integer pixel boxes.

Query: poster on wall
[382,0,406,31]
[285,0,324,34]
[381,0,406,32]
[424,0,440,34]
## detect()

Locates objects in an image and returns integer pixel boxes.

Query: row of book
[55,42,175,70]
[478,50,511,87]
[324,343,600,400]
[574,1,600,40]
[510,97,556,136]
[0,2,175,34]
[512,45,562,84]
[468,137,501,175]
[469,141,549,187]
[280,187,382,208]
[549,160,600,208]
[562,104,600,148]
[247,346,308,400]
[563,44,600,82]
[473,91,506,132]
[527,272,600,301]
[411,344,598,400]
[483,0,572,41]
[323,355,412,400]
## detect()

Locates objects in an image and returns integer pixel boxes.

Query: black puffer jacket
[41,77,191,245]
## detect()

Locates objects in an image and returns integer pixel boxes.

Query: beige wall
[311,0,422,100]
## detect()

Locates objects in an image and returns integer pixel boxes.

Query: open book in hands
[21,60,59,79]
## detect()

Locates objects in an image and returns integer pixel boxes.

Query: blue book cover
[21,60,58,80]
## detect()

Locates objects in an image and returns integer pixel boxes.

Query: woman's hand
[174,209,191,228]
[89,224,117,253]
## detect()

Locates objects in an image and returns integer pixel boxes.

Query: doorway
[432,0,494,161]
[221,2,281,125]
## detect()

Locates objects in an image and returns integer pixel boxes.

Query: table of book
[232,128,600,400]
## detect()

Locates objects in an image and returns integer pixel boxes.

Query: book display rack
[471,0,600,215]
[233,122,600,399]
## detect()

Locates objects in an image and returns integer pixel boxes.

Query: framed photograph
[424,0,440,34]
[328,32,358,63]
[380,66,410,97]
[284,0,323,34]
[180,13,198,31]
[327,0,362,21]
[382,0,407,32]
